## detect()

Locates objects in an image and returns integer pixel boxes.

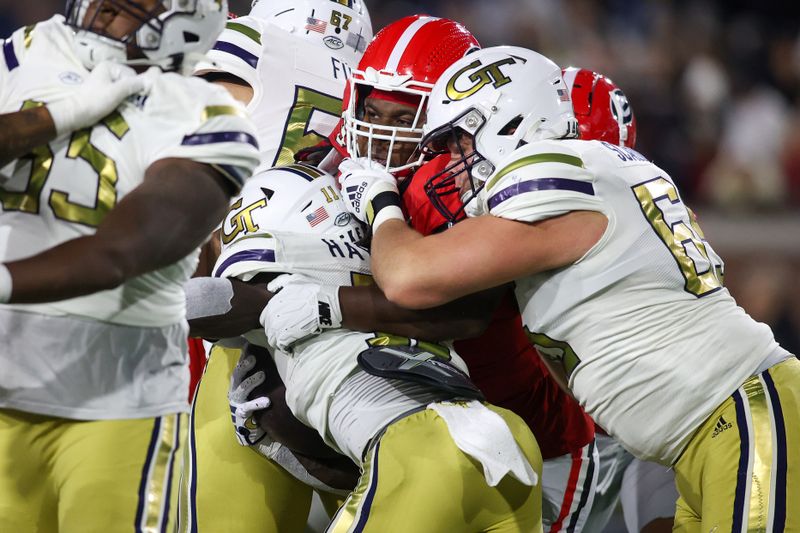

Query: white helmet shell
[249,0,372,66]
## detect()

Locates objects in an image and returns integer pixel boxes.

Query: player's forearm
[0,107,57,167]
[3,160,233,304]
[3,235,137,303]
[371,219,457,309]
[339,284,498,341]
[187,278,272,339]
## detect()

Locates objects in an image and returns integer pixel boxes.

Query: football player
[331,21,600,531]
[0,1,258,531]
[178,1,372,531]
[215,162,543,532]
[559,67,677,533]
[339,46,799,532]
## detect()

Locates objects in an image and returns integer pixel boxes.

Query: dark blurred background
[2,0,798,354]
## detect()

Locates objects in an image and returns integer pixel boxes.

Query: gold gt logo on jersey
[445,57,517,101]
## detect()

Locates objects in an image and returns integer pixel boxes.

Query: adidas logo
[346,183,367,211]
[711,415,732,438]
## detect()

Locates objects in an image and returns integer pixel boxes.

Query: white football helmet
[215,164,367,288]
[66,0,227,74]
[223,163,363,240]
[250,0,372,66]
[421,46,578,221]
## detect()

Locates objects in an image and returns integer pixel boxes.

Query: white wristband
[0,264,12,304]
[372,205,405,234]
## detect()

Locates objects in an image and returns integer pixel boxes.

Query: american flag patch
[557,88,571,102]
[306,206,330,227]
[305,17,328,33]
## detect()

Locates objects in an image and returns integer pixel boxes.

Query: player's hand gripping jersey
[0,16,259,419]
[196,14,364,174]
[484,138,790,464]
[214,165,470,461]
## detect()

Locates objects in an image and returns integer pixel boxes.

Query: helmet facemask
[66,0,165,66]
[342,73,431,175]
[65,0,226,73]
[421,107,495,223]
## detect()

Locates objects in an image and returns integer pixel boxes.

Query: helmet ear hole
[498,115,522,136]
[183,31,200,43]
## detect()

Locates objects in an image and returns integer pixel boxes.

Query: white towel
[429,400,539,487]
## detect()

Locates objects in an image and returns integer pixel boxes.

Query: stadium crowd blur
[2,0,797,353]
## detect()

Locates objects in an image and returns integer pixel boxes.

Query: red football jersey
[403,155,595,458]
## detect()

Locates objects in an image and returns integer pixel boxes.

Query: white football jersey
[216,166,465,457]
[195,16,353,174]
[0,16,259,419]
[483,138,788,464]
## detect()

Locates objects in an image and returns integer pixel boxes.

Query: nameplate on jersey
[357,346,484,400]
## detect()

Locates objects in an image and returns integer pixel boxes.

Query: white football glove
[228,352,272,446]
[254,441,350,497]
[260,274,342,353]
[47,61,149,136]
[338,157,404,231]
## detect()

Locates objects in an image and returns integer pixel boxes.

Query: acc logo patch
[445,57,517,101]
[324,36,344,50]
[334,212,352,226]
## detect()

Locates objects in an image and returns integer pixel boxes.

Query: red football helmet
[562,67,637,148]
[342,14,480,174]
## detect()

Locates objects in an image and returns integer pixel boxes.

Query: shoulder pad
[195,16,263,82]
[483,140,602,222]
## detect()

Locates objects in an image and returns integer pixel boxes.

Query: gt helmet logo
[445,57,517,101]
